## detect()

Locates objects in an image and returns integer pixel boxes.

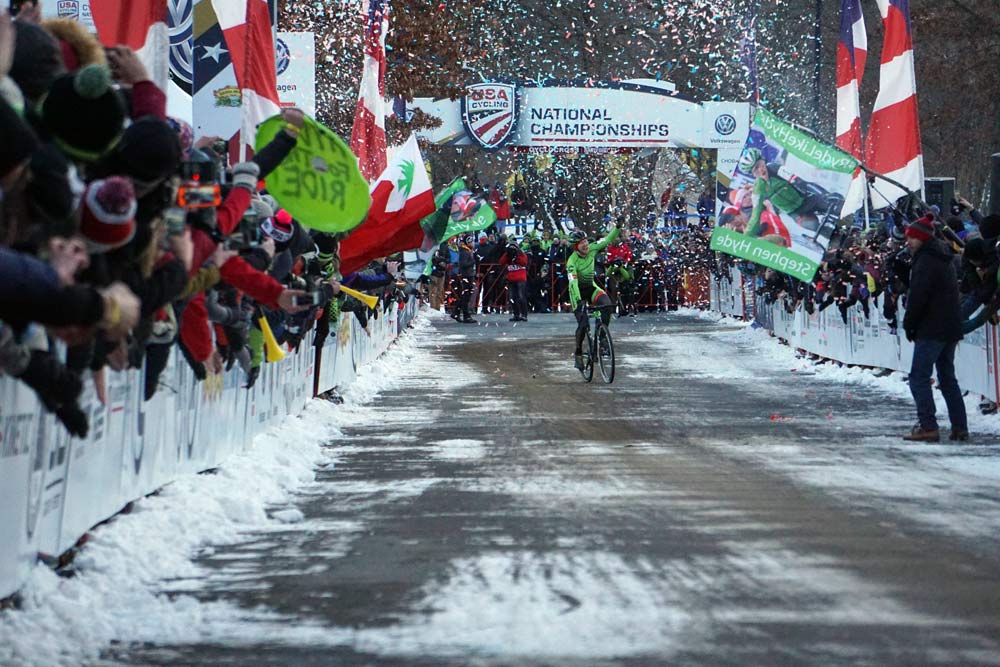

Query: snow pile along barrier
[0,299,419,600]
[710,269,1000,404]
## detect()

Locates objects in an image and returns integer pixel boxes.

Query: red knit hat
[904,215,935,243]
[80,177,137,252]
[261,209,294,243]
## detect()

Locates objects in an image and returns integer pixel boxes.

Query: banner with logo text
[710,108,859,282]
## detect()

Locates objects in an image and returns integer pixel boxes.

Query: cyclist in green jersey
[567,221,622,369]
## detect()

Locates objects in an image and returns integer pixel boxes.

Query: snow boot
[902,425,940,443]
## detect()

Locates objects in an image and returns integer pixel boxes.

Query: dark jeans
[909,338,967,432]
[508,280,528,319]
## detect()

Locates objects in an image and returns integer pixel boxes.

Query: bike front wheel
[581,330,594,383]
[596,323,615,383]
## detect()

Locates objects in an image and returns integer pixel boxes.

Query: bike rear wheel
[597,323,615,383]
[581,330,594,382]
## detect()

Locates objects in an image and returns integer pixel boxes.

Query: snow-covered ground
[0,317,442,667]
[3,310,1000,666]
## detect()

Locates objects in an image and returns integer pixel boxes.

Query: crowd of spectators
[732,196,1000,338]
[423,215,715,320]
[0,8,407,437]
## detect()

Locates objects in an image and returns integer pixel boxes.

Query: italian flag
[340,135,436,275]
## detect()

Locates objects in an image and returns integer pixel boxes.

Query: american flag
[864,0,923,209]
[350,0,389,183]
[211,0,282,159]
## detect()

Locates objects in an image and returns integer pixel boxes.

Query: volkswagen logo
[275,38,291,76]
[715,114,737,136]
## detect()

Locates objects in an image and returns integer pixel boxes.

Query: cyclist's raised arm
[590,225,621,253]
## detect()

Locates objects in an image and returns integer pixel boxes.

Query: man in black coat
[901,216,968,442]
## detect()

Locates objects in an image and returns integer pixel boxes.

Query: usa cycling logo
[275,38,291,76]
[715,114,737,136]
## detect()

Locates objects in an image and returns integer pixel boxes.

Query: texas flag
[211,0,282,158]
[340,135,436,275]
[90,1,169,91]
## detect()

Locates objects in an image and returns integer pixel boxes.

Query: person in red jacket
[489,183,512,235]
[498,241,529,322]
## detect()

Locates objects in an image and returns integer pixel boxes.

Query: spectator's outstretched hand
[277,288,310,313]
[106,46,150,85]
[47,237,89,286]
[100,282,140,339]
[282,108,306,129]
[210,244,237,268]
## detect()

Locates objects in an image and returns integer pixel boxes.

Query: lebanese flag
[340,135,435,275]
[350,0,388,182]
[211,0,281,159]
[90,1,169,91]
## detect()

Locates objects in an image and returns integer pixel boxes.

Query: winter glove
[232,161,261,193]
[905,328,915,342]
[243,365,260,389]
[55,403,89,439]
[16,350,83,412]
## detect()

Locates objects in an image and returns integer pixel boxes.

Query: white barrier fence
[0,300,419,600]
[709,270,1000,403]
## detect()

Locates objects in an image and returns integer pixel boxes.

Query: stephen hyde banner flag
[710,108,859,282]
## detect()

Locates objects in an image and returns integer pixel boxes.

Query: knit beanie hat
[964,237,988,265]
[110,116,182,184]
[0,97,38,179]
[261,209,294,243]
[10,21,66,103]
[904,215,935,243]
[42,64,126,162]
[980,214,1000,242]
[80,177,137,252]
[165,116,195,159]
[26,144,78,233]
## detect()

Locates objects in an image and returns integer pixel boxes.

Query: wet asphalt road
[107,312,1000,666]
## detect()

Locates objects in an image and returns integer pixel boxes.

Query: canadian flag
[211,0,282,158]
[340,135,435,275]
[90,1,169,91]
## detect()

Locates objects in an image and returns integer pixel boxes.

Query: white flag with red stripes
[863,0,924,209]
[211,0,282,159]
[350,0,389,183]
[90,1,169,91]
[835,0,868,216]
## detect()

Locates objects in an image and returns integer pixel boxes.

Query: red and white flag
[835,0,868,215]
[340,135,435,275]
[211,0,281,159]
[90,1,169,91]
[864,0,923,209]
[350,0,388,183]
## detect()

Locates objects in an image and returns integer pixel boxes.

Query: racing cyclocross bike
[578,302,615,384]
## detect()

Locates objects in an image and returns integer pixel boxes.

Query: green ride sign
[255,116,370,233]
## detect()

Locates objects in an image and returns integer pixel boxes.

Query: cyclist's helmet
[737,147,763,175]
[570,230,587,246]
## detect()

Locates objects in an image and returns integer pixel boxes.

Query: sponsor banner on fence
[712,269,1000,404]
[0,302,417,600]
[711,108,858,282]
